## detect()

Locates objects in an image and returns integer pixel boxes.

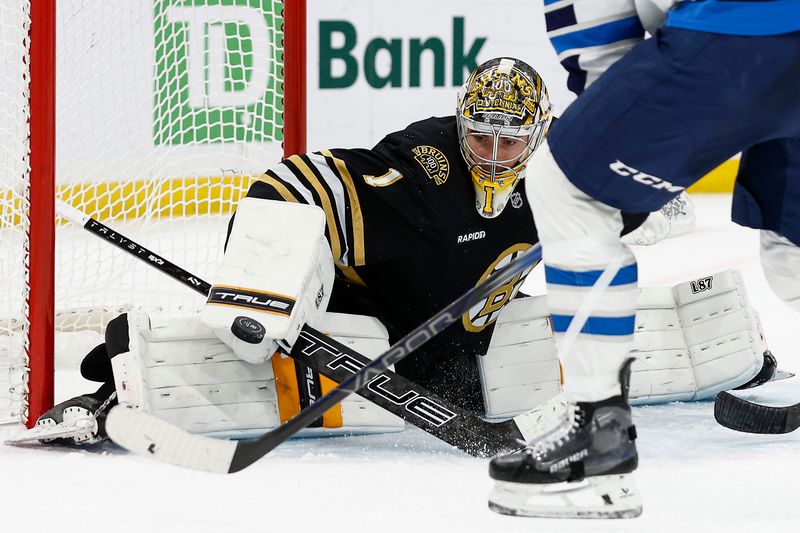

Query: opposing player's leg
[761,230,800,313]
[490,359,640,519]
[489,141,642,518]
[732,137,800,313]
[489,28,800,519]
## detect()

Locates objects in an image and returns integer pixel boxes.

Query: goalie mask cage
[0,0,306,427]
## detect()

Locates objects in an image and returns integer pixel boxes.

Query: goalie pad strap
[272,355,343,428]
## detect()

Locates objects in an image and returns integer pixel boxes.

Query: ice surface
[1,195,799,532]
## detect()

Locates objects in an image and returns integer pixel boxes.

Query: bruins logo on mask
[412,145,449,185]
[461,64,546,128]
[462,243,536,332]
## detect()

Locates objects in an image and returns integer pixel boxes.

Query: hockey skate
[6,386,117,446]
[488,359,642,519]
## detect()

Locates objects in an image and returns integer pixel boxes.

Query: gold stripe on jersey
[287,154,343,263]
[256,172,300,203]
[363,168,403,187]
[272,356,344,427]
[337,265,367,287]
[321,149,366,266]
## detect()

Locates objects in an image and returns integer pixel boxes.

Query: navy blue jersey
[545,0,800,97]
[548,27,800,241]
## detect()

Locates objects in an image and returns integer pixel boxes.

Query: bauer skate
[488,359,642,519]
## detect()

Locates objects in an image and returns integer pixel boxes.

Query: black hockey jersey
[241,116,646,409]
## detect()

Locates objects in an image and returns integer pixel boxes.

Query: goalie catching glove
[202,198,335,364]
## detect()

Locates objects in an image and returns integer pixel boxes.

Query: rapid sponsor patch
[457,230,486,244]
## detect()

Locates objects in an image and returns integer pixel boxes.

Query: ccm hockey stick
[714,391,800,434]
[55,201,541,462]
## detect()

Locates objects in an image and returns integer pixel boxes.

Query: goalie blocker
[201,197,335,364]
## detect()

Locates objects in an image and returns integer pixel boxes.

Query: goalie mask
[457,57,552,218]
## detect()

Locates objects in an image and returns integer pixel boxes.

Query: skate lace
[660,194,688,220]
[94,391,117,420]
[526,403,584,459]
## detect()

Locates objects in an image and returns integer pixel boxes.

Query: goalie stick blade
[105,404,238,473]
[714,392,800,434]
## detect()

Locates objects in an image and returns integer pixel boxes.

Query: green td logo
[319,17,487,89]
[153,0,282,145]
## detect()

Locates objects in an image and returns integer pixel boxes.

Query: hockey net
[0,0,306,426]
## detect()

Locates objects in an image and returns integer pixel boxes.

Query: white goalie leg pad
[112,311,403,438]
[202,198,335,363]
[478,295,561,420]
[295,312,404,437]
[112,312,281,435]
[629,269,766,404]
[489,474,643,519]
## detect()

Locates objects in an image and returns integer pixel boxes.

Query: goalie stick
[106,243,541,472]
[55,201,542,462]
[714,391,800,434]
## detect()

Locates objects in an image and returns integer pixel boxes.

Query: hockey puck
[231,316,266,344]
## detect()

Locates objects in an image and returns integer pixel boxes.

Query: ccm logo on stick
[609,160,684,193]
[207,287,295,315]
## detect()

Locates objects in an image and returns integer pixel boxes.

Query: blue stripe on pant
[545,263,638,287]
[551,314,635,335]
